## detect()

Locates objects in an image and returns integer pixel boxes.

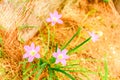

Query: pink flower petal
[54,10,58,16]
[50,13,53,18]
[24,46,30,51]
[35,46,40,52]
[57,19,63,24]
[61,59,66,66]
[31,43,35,49]
[51,21,56,26]
[53,52,58,58]
[23,53,29,58]
[62,49,68,55]
[64,55,69,59]
[57,14,62,18]
[28,56,34,62]
[57,48,61,54]
[34,53,40,58]
[88,32,99,42]
[55,59,60,64]
[46,18,51,22]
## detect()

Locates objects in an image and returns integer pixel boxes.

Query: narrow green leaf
[23,64,35,75]
[67,37,91,54]
[81,73,90,80]
[23,67,38,80]
[0,36,3,45]
[103,0,110,3]
[60,64,79,68]
[48,67,53,80]
[61,27,81,50]
[51,68,75,80]
[103,57,108,80]
[35,63,47,80]
[55,43,58,52]
[48,67,59,80]
[20,60,28,72]
[18,24,37,30]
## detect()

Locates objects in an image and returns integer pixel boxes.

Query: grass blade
[35,63,47,80]
[61,27,81,50]
[48,67,54,80]
[23,64,35,75]
[51,68,75,80]
[103,57,108,80]
[67,37,91,54]
[55,43,58,52]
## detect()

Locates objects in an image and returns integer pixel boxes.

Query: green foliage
[21,24,100,80]
[67,37,91,54]
[103,0,110,3]
[103,57,109,80]
[51,68,75,80]
[61,27,81,50]
[49,57,56,64]
[0,49,3,57]
[0,36,3,45]
[35,63,47,80]
[18,24,37,31]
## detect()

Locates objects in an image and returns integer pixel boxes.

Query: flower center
[30,50,36,56]
[58,54,63,59]
[53,17,57,22]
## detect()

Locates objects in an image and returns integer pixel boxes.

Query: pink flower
[23,43,40,62]
[88,32,99,42]
[46,10,63,26]
[53,48,69,66]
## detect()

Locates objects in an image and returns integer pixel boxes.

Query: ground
[0,0,120,80]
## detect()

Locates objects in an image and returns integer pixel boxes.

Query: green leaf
[23,64,35,75]
[51,68,75,80]
[18,24,37,30]
[48,67,54,80]
[0,48,3,57]
[103,0,110,3]
[67,37,91,54]
[39,58,44,65]
[18,36,25,44]
[61,27,81,50]
[35,63,47,80]
[48,67,59,80]
[103,57,108,80]
[20,60,28,72]
[55,43,58,52]
[0,36,3,45]
[49,57,56,64]
[23,67,38,80]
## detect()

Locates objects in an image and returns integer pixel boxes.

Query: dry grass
[0,0,120,80]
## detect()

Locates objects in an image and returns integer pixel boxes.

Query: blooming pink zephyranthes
[88,32,99,42]
[53,48,69,66]
[23,43,40,62]
[46,10,63,26]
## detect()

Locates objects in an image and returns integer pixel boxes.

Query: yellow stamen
[58,54,63,59]
[30,50,36,56]
[53,17,57,22]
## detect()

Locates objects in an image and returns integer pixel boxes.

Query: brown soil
[0,0,120,80]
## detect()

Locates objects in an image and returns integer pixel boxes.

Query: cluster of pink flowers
[23,10,99,66]
[23,43,69,66]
